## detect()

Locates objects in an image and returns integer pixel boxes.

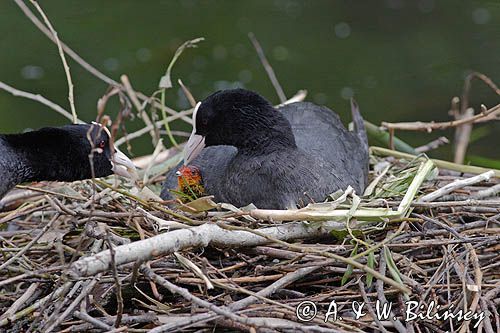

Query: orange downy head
[176,165,204,198]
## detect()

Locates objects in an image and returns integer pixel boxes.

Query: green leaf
[366,251,375,287]
[341,242,358,286]
[364,120,417,154]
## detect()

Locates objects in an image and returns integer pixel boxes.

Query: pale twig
[69,220,345,277]
[0,81,80,122]
[0,282,72,328]
[454,108,474,164]
[473,183,500,199]
[73,311,112,331]
[0,283,40,320]
[105,229,123,328]
[178,79,196,107]
[42,277,100,332]
[29,0,77,124]
[248,32,287,103]
[419,170,495,202]
[371,146,500,178]
[121,75,157,143]
[415,136,449,153]
[143,266,337,333]
[142,266,253,328]
[455,72,499,164]
[358,280,390,333]
[14,0,118,86]
[14,0,192,124]
[217,223,411,294]
[0,213,59,271]
[114,109,193,147]
[381,103,499,132]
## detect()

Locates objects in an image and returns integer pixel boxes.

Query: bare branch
[248,32,287,103]
[29,0,78,124]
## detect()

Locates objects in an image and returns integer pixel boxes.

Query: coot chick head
[175,165,205,199]
[184,89,296,164]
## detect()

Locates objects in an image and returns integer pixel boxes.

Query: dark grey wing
[279,102,369,193]
[160,146,237,201]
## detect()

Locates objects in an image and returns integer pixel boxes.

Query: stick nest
[0,152,499,333]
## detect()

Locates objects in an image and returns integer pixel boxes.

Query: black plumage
[0,123,136,199]
[161,89,369,209]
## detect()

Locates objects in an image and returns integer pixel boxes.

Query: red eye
[98,140,106,149]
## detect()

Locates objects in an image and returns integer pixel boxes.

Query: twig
[14,0,192,124]
[0,81,79,122]
[381,103,499,131]
[68,313,157,332]
[419,170,495,202]
[14,0,118,86]
[371,146,500,178]
[29,0,77,124]
[0,213,59,271]
[73,310,112,331]
[248,32,287,103]
[217,223,411,294]
[120,74,158,144]
[69,220,345,277]
[42,277,100,332]
[0,283,40,320]
[114,109,193,147]
[105,229,124,327]
[143,266,338,333]
[142,266,255,328]
[454,107,474,164]
[473,183,500,199]
[178,79,196,107]
[415,136,449,153]
[358,280,389,333]
[0,282,72,328]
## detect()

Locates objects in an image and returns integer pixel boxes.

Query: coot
[0,123,137,199]
[161,89,368,209]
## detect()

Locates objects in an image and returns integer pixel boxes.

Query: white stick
[419,170,495,202]
[69,220,344,277]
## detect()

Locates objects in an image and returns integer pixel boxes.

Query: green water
[0,0,499,162]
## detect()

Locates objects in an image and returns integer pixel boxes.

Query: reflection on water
[0,0,498,162]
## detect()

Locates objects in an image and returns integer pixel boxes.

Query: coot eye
[98,140,106,149]
[201,119,208,126]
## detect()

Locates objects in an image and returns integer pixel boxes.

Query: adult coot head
[0,123,137,199]
[184,89,295,164]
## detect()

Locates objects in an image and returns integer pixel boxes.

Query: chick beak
[111,147,138,180]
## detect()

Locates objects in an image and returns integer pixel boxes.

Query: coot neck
[233,112,298,156]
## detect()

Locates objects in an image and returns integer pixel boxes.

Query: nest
[1,6,499,329]
[1,149,499,333]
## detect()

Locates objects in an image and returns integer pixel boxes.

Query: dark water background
[0,0,499,164]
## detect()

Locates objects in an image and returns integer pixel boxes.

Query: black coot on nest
[161,89,369,209]
[0,123,137,199]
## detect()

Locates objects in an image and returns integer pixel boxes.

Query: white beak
[111,147,138,180]
[183,102,206,165]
